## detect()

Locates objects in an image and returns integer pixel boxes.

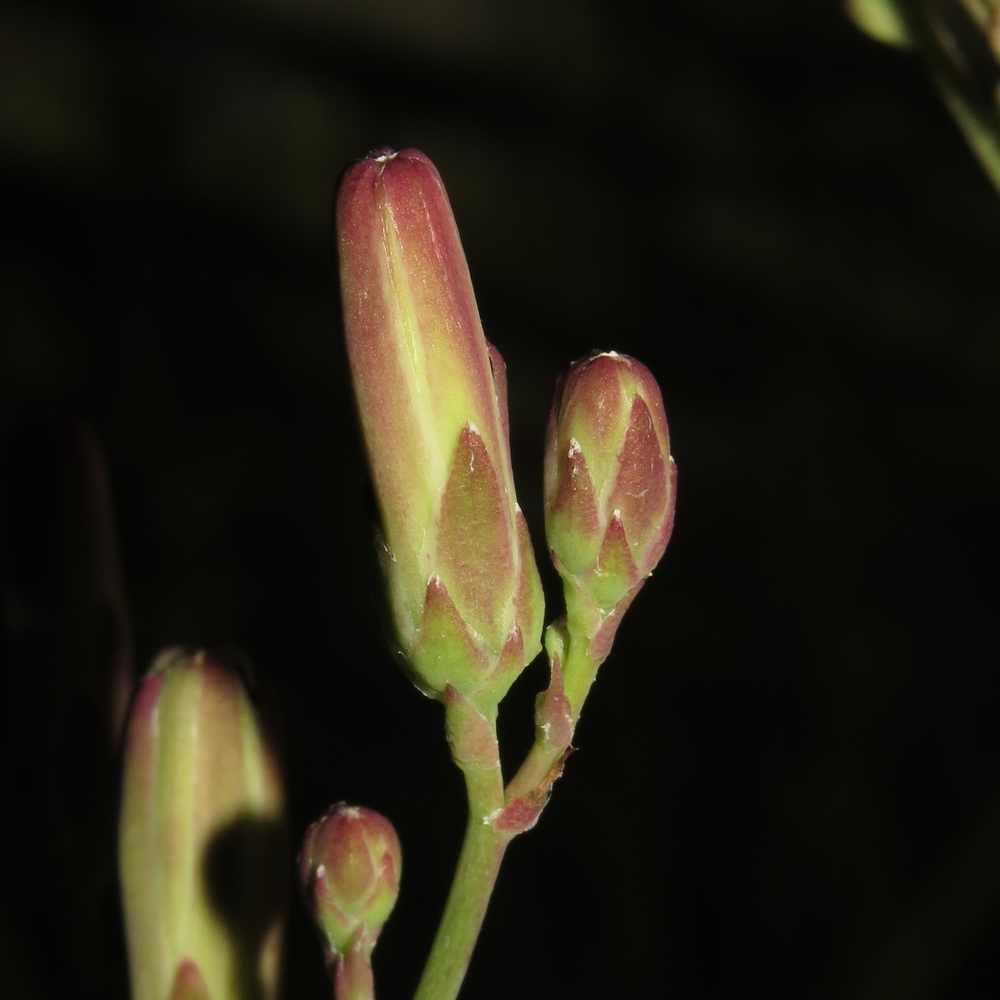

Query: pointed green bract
[589,512,639,611]
[413,574,491,697]
[487,621,526,704]
[548,442,602,576]
[534,654,573,752]
[337,148,544,705]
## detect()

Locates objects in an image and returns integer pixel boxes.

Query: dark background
[2,1,1000,998]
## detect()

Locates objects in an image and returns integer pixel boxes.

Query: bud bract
[544,352,675,658]
[298,803,402,960]
[337,147,544,706]
[119,649,286,1000]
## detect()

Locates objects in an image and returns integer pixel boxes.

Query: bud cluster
[102,145,678,1000]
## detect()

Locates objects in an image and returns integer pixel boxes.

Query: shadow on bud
[119,648,286,1000]
[204,815,289,1000]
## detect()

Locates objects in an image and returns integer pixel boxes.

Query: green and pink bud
[544,351,675,660]
[119,649,285,1000]
[337,147,544,707]
[298,803,401,993]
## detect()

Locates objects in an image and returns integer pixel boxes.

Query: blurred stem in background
[846,0,1000,190]
[0,419,133,1000]
[852,793,1000,1000]
[842,6,1000,999]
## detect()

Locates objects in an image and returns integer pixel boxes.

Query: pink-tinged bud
[337,147,543,706]
[299,804,401,963]
[544,352,676,659]
[119,649,286,1000]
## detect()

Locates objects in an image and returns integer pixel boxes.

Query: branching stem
[506,611,598,805]
[411,736,508,1000]
[412,603,604,1000]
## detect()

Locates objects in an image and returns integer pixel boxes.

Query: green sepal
[480,623,525,707]
[608,394,670,559]
[548,439,601,576]
[412,574,490,699]
[587,512,639,611]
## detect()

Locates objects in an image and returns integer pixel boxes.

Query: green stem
[896,0,1000,193]
[412,595,602,1000]
[411,762,507,1000]
[333,931,376,1000]
[505,607,598,806]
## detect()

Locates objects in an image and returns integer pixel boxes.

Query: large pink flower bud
[544,351,676,660]
[337,148,544,707]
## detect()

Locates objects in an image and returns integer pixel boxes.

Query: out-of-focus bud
[299,804,401,964]
[544,351,675,660]
[337,147,543,707]
[119,649,286,1000]
[168,960,213,1000]
[844,0,913,48]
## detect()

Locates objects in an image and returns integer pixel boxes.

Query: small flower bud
[337,147,544,707]
[119,649,286,1000]
[298,804,402,961]
[544,351,676,659]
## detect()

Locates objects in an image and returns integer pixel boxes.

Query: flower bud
[544,352,675,659]
[337,147,543,706]
[844,0,913,48]
[298,804,401,961]
[119,649,286,1000]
